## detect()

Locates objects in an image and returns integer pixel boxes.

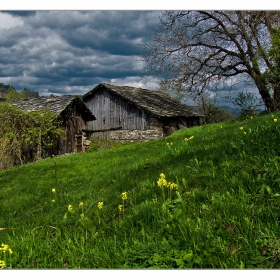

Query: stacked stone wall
[110,129,163,142]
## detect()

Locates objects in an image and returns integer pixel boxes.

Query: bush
[0,102,64,169]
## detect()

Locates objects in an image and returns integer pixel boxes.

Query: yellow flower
[157,177,167,187]
[80,213,84,219]
[274,118,277,122]
[170,183,178,190]
[0,244,9,253]
[79,202,84,208]
[118,205,123,212]
[9,249,12,255]
[184,136,194,141]
[160,173,165,179]
[52,199,55,203]
[97,201,103,210]
[0,260,6,269]
[244,132,247,135]
[52,188,56,193]
[121,192,128,200]
[68,204,73,212]
[240,127,243,130]
[250,116,253,119]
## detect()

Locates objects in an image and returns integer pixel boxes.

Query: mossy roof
[10,95,96,121]
[83,83,202,118]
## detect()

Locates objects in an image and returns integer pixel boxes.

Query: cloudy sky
[0,10,163,96]
[0,4,278,106]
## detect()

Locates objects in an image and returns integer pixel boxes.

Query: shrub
[0,102,64,169]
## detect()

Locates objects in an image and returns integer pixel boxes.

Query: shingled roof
[10,95,96,121]
[83,83,202,118]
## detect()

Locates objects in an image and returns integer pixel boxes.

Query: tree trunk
[252,71,274,112]
[273,84,280,111]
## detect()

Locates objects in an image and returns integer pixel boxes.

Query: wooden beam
[82,126,122,133]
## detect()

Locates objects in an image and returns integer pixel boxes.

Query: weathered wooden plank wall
[57,111,87,154]
[85,89,151,133]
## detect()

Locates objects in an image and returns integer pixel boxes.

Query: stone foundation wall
[110,129,163,142]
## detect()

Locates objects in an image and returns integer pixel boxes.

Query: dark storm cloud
[26,11,158,55]
[0,10,161,95]
[2,11,37,17]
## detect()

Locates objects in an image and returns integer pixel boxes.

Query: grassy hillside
[1,112,280,268]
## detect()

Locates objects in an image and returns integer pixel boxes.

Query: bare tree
[143,11,280,112]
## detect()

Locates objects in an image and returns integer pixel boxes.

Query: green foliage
[88,138,127,152]
[19,88,39,99]
[0,112,280,268]
[158,81,186,101]
[5,88,19,101]
[0,83,39,101]
[0,103,64,169]
[196,95,234,123]
[264,27,280,110]
[265,27,280,79]
[227,92,262,117]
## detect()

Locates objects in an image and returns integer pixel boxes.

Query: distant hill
[218,105,241,117]
[219,105,264,117]
[189,104,263,118]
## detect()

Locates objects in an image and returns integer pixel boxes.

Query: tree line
[0,83,38,101]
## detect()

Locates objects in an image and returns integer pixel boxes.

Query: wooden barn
[10,95,96,155]
[83,83,203,141]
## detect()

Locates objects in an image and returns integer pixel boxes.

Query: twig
[85,200,99,213]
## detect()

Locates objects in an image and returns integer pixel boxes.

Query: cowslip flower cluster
[184,136,194,141]
[68,204,73,212]
[0,243,12,268]
[274,118,278,122]
[239,127,244,130]
[0,260,5,269]
[157,173,178,190]
[0,244,12,255]
[169,183,178,190]
[97,201,103,210]
[119,192,128,214]
[121,192,128,200]
[51,188,56,203]
[79,202,84,218]
[157,173,168,187]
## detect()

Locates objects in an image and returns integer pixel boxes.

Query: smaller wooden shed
[10,95,96,155]
[83,83,203,141]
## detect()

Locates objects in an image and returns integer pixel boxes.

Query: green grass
[1,112,280,268]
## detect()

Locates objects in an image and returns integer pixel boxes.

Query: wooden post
[37,128,42,160]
